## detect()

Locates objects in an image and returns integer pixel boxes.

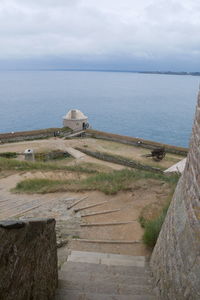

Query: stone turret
[63,109,88,131]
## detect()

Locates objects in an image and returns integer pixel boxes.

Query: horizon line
[0,68,200,75]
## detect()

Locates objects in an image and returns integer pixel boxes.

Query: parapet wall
[0,127,71,143]
[150,93,200,299]
[86,129,188,156]
[0,218,58,300]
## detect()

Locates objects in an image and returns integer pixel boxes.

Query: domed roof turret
[63,109,87,120]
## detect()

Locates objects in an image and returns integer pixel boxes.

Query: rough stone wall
[75,147,163,173]
[150,92,200,299]
[0,219,58,300]
[63,118,87,131]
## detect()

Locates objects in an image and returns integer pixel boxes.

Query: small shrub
[72,235,80,239]
[0,152,17,158]
[142,204,169,248]
[14,178,61,193]
[139,216,146,228]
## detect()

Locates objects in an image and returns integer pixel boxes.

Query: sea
[0,70,199,147]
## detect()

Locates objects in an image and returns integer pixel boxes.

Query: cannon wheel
[152,152,166,161]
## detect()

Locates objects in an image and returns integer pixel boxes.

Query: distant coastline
[138,71,200,76]
[1,68,200,76]
[52,69,200,76]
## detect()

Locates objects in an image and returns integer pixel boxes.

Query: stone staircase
[55,250,157,300]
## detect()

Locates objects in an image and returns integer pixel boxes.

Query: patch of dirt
[20,170,87,181]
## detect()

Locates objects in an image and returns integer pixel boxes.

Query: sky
[0,0,200,71]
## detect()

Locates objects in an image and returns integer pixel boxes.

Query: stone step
[55,289,156,300]
[69,239,150,256]
[69,250,146,259]
[61,261,151,277]
[58,269,151,286]
[56,251,156,299]
[58,279,154,295]
[67,250,146,267]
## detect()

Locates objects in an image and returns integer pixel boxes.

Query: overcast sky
[0,0,200,71]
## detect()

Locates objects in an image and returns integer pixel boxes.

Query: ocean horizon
[0,70,199,147]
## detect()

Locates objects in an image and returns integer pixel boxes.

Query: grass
[0,152,17,158]
[14,178,61,193]
[0,157,97,174]
[35,150,71,161]
[142,204,170,248]
[13,168,180,194]
[73,162,113,173]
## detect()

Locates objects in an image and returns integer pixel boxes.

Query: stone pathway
[55,251,158,299]
[55,194,158,299]
[65,147,85,159]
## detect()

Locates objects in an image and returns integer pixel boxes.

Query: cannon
[145,147,166,161]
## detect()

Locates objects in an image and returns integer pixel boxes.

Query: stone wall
[75,147,163,173]
[0,127,71,143]
[86,129,188,155]
[150,92,200,299]
[0,219,58,300]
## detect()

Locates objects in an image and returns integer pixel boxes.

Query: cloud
[0,0,199,70]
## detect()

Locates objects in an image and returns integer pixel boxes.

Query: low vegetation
[141,204,170,248]
[0,157,96,174]
[139,187,175,248]
[35,150,70,161]
[13,168,180,194]
[0,152,17,158]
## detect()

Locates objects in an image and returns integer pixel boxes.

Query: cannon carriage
[145,147,166,161]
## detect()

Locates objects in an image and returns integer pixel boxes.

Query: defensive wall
[75,147,163,173]
[150,92,200,299]
[0,127,71,143]
[0,218,58,300]
[86,129,188,156]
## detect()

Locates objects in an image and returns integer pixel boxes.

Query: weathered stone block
[0,218,58,300]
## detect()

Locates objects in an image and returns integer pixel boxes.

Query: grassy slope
[13,168,180,194]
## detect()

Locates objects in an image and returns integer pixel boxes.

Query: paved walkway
[65,147,85,159]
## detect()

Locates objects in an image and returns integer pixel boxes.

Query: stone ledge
[0,218,55,229]
[0,220,26,229]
